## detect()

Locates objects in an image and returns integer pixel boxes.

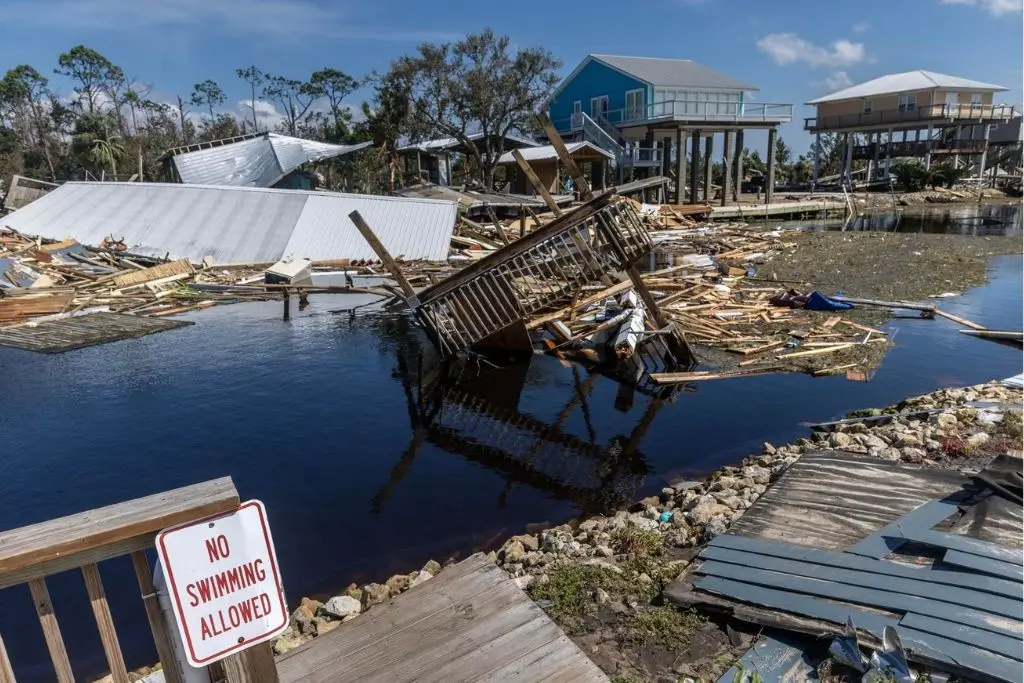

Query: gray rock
[510,534,539,552]
[410,569,433,587]
[862,434,889,450]
[360,583,390,608]
[593,587,611,605]
[967,432,991,448]
[422,560,442,576]
[503,540,527,563]
[925,439,943,452]
[595,544,614,558]
[719,495,744,510]
[829,432,852,448]
[687,496,717,526]
[704,515,729,539]
[902,447,926,463]
[839,444,868,454]
[896,433,922,448]
[582,558,622,573]
[513,575,534,590]
[762,442,777,455]
[541,535,565,553]
[712,476,739,491]
[880,447,903,461]
[322,595,362,620]
[976,411,1003,426]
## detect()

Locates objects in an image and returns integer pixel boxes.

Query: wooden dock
[276,553,609,683]
[711,200,847,220]
[0,312,193,353]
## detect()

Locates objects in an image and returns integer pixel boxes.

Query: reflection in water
[761,201,1023,236]
[373,343,662,515]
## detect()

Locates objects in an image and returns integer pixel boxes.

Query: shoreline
[268,377,1022,681]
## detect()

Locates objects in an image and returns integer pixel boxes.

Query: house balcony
[806,104,1019,133]
[851,139,990,160]
[554,100,794,135]
[619,146,663,168]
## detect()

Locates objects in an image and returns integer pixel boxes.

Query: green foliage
[891,158,929,191]
[625,606,703,647]
[928,161,970,189]
[611,523,663,558]
[999,410,1022,439]
[191,79,226,123]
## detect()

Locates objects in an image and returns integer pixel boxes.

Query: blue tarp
[805,291,854,312]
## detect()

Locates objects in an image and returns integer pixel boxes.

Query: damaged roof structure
[163,132,371,188]
[1,182,458,264]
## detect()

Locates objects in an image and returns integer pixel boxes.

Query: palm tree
[90,135,126,178]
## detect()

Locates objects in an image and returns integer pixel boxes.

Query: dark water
[1,210,1022,681]
[766,199,1023,235]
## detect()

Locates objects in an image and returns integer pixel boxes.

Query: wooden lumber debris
[110,259,193,288]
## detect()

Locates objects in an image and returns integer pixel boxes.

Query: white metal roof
[397,131,540,153]
[496,142,614,164]
[172,133,370,188]
[591,55,758,91]
[808,70,1008,104]
[1,182,458,264]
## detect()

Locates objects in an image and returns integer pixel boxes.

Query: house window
[573,100,582,115]
[625,89,644,121]
[590,96,609,119]
[898,94,916,112]
[970,93,982,105]
[863,99,873,114]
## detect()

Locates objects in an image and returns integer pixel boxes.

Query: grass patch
[611,523,663,558]
[625,605,704,648]
[999,410,1022,439]
[528,564,639,633]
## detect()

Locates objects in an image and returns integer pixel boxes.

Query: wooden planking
[900,613,1023,661]
[898,528,1023,566]
[0,294,74,325]
[695,576,1021,683]
[695,561,1022,639]
[710,535,1022,600]
[0,478,238,588]
[951,490,1023,549]
[0,312,193,354]
[699,546,1020,619]
[82,564,129,683]
[131,551,182,683]
[943,549,1024,582]
[27,579,74,683]
[0,633,14,683]
[727,452,968,549]
[110,259,193,288]
[277,554,607,683]
[222,643,280,683]
[846,499,963,559]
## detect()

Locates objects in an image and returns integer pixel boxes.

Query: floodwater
[0,205,1021,681]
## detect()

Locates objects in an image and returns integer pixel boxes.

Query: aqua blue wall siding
[548,59,647,129]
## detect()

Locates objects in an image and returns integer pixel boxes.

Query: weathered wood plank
[222,643,280,683]
[699,546,1020,619]
[696,561,1021,638]
[727,453,967,550]
[131,551,182,683]
[277,554,607,683]
[27,579,74,683]
[82,563,130,683]
[0,478,238,588]
[0,633,17,683]
[943,549,1024,582]
[0,312,193,354]
[110,259,193,288]
[709,535,1022,600]
[900,613,1022,661]
[845,499,963,558]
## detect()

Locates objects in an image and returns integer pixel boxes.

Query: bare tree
[236,65,264,130]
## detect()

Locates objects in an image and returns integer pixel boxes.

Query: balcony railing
[852,139,990,159]
[620,146,663,168]
[806,103,1019,131]
[605,101,793,125]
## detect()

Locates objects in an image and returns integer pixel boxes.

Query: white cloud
[822,71,854,91]
[939,0,1023,14]
[0,0,459,41]
[756,33,866,68]
[851,21,870,33]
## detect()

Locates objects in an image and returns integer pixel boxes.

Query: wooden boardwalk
[276,553,609,683]
[0,312,193,353]
[711,200,846,220]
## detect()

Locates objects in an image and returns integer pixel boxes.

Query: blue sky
[0,0,1021,154]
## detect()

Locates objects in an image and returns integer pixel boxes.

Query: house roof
[169,133,370,188]
[590,55,758,91]
[1,182,458,264]
[807,70,1008,104]
[397,131,540,153]
[496,142,614,164]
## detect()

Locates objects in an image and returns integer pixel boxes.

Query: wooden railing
[805,103,1019,131]
[0,478,276,683]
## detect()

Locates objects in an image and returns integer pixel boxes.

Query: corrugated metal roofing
[496,142,614,164]
[808,70,1009,104]
[1,182,457,264]
[396,131,540,153]
[592,55,758,91]
[172,133,370,187]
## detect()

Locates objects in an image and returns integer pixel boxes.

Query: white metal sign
[156,500,289,667]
